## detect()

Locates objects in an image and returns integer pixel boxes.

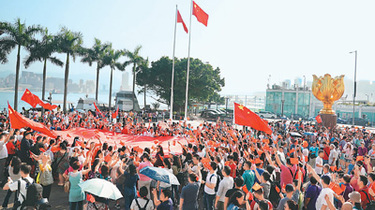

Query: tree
[135,57,150,108]
[25,29,64,101]
[124,45,143,111]
[146,56,225,112]
[0,19,42,110]
[102,44,124,109]
[80,38,110,101]
[56,27,83,112]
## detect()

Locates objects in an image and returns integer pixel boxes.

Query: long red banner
[55,128,190,155]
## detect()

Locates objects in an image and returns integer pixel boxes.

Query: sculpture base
[319,114,337,129]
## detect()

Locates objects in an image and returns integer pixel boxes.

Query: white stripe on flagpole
[170,5,178,121]
[184,0,193,121]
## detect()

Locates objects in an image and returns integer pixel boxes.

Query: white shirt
[315,156,323,175]
[315,187,334,210]
[130,197,154,210]
[216,176,234,202]
[0,141,8,159]
[204,172,217,195]
[9,176,34,204]
[328,149,337,165]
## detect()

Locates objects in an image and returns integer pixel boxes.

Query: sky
[1,0,375,96]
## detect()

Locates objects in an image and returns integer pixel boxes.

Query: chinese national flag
[192,1,209,26]
[234,103,272,135]
[177,10,188,33]
[21,89,57,110]
[93,102,105,118]
[8,103,57,138]
[21,89,40,108]
[316,115,322,123]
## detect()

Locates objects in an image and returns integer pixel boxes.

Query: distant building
[265,84,313,118]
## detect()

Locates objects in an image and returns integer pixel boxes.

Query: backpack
[209,174,221,192]
[268,181,281,207]
[135,198,150,210]
[22,178,43,208]
[362,190,375,210]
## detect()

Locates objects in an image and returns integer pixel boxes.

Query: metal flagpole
[170,5,178,120]
[184,0,193,120]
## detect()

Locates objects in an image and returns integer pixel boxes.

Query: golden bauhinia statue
[312,74,345,115]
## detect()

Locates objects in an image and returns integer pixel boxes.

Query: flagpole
[170,5,178,121]
[184,0,193,121]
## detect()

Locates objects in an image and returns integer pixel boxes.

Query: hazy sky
[1,0,375,95]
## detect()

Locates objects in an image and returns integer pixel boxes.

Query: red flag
[177,10,188,33]
[93,102,105,118]
[38,100,58,110]
[316,115,322,124]
[8,103,57,138]
[21,89,57,110]
[21,89,40,108]
[234,103,272,135]
[112,106,119,119]
[192,1,209,26]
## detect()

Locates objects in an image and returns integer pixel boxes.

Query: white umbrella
[78,178,123,200]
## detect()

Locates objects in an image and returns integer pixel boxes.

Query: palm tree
[0,19,42,110]
[102,44,125,109]
[56,27,83,112]
[25,29,64,101]
[80,38,110,101]
[124,45,143,111]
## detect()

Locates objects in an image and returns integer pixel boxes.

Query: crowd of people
[0,109,375,210]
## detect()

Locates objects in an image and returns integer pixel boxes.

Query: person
[152,188,173,210]
[315,150,324,175]
[307,164,335,210]
[1,156,21,209]
[226,191,246,210]
[33,153,54,199]
[251,187,273,210]
[121,164,139,210]
[253,165,271,199]
[54,142,69,186]
[130,186,154,210]
[215,166,234,210]
[0,131,12,187]
[224,177,245,210]
[303,176,321,210]
[180,173,200,210]
[203,162,218,210]
[68,156,91,210]
[357,174,373,209]
[242,161,255,192]
[19,132,33,165]
[138,153,153,198]
[348,191,363,210]
[154,145,164,167]
[284,200,298,210]
[2,163,34,210]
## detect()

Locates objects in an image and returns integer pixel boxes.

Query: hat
[20,128,26,132]
[360,140,365,144]
[349,191,361,203]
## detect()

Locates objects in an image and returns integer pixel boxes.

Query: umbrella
[303,132,315,136]
[78,178,123,200]
[140,166,180,185]
[289,132,302,138]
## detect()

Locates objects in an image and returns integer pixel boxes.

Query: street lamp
[350,50,357,126]
[225,97,229,117]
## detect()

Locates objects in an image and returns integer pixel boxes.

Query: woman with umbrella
[68,156,91,210]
